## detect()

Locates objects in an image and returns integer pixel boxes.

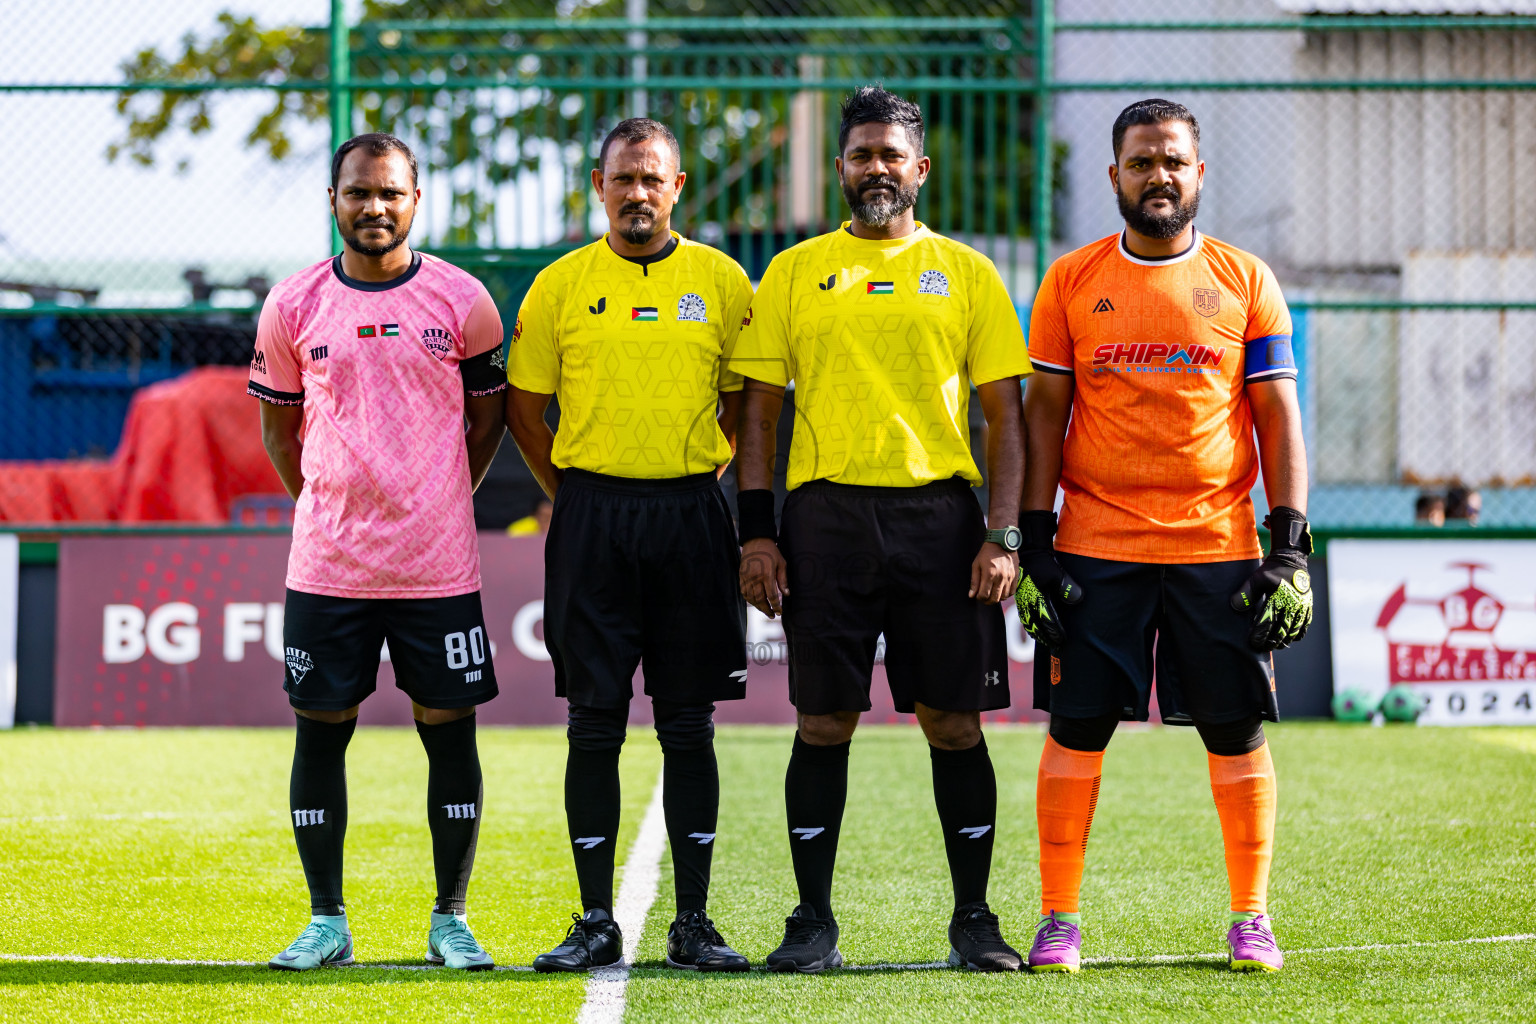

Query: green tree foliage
[113,1,1049,250]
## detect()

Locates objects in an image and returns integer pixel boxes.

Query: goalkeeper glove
[1230,505,1314,652]
[1013,510,1083,650]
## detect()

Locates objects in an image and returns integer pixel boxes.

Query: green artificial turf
[3,723,1534,1022]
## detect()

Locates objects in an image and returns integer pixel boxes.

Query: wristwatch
[983,526,1023,552]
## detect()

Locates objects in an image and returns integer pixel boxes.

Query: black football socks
[289,713,357,916]
[416,715,484,916]
[784,733,851,919]
[661,739,719,915]
[930,735,998,910]
[565,740,623,915]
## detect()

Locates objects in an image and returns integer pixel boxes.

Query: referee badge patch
[1194,287,1221,318]
[677,292,709,323]
[918,269,950,297]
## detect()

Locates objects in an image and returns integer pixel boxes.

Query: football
[1332,688,1378,722]
[1379,684,1425,723]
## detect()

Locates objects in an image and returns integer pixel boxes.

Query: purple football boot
[1227,914,1283,972]
[1027,911,1081,973]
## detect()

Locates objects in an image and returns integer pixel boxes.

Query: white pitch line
[575,768,668,1024]
[0,952,535,972]
[4,930,1530,977]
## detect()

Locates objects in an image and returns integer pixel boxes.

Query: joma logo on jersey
[420,327,452,360]
[1090,342,1228,368]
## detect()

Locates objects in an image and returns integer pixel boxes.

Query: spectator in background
[508,497,554,536]
[1414,493,1446,527]
[1446,485,1482,526]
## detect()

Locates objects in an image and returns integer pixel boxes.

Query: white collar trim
[1117,228,1202,267]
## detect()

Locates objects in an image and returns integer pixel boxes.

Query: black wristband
[737,489,778,545]
[1262,505,1313,554]
[1018,509,1058,551]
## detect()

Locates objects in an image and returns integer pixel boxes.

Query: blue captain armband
[1244,334,1297,383]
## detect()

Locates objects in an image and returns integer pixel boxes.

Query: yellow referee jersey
[510,232,752,478]
[726,222,1031,489]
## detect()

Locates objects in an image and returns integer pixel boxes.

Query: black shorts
[544,469,747,709]
[1032,553,1278,725]
[779,478,1010,716]
[281,588,499,711]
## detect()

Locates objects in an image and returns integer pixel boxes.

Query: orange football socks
[1036,736,1104,914]
[1207,742,1278,914]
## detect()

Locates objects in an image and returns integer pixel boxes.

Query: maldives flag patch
[381,323,400,336]
[632,307,659,322]
[866,281,895,295]
[356,325,377,338]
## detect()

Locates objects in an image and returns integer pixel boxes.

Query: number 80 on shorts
[445,627,488,672]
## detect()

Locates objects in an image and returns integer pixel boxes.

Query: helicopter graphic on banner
[1329,542,1536,725]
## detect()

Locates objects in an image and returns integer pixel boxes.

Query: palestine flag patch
[356,325,377,338]
[381,323,400,336]
[632,306,659,322]
[866,281,895,295]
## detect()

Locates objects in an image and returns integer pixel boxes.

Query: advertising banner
[0,534,16,729]
[54,533,1040,727]
[1328,539,1536,725]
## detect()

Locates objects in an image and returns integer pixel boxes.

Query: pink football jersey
[248,252,505,598]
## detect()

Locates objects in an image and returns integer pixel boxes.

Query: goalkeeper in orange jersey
[1015,99,1312,974]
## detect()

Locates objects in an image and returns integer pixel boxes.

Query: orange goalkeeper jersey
[1028,230,1296,564]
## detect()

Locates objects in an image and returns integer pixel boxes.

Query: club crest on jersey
[420,327,452,360]
[677,293,708,323]
[917,269,950,297]
[1194,287,1221,318]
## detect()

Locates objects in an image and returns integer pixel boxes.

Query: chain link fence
[4,1,1535,525]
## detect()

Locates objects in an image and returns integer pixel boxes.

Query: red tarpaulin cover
[0,367,285,523]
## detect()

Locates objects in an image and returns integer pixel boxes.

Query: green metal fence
[4,3,1536,526]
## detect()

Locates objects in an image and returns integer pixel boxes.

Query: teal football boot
[269,914,354,970]
[427,911,495,970]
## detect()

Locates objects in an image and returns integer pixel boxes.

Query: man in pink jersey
[249,133,508,972]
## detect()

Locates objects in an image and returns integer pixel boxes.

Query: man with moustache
[507,117,752,972]
[731,86,1032,973]
[1016,99,1310,974]
[251,133,508,971]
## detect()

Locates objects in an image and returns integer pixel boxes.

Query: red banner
[1388,643,1536,683]
[54,534,1040,727]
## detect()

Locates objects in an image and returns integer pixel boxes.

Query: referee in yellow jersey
[507,118,751,973]
[732,87,1033,972]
